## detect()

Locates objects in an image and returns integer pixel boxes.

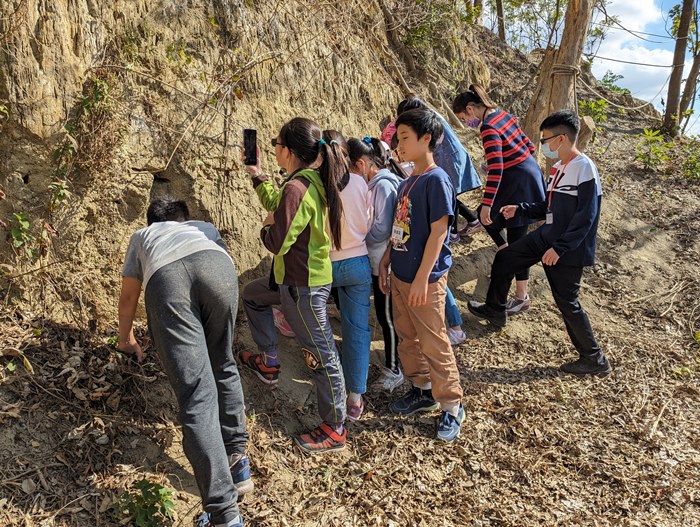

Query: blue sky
[589,0,699,134]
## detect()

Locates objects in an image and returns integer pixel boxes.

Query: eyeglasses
[540,134,563,144]
[271,138,285,148]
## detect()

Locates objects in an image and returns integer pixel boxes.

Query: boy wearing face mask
[467,110,611,376]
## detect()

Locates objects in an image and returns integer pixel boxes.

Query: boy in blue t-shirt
[378,109,464,442]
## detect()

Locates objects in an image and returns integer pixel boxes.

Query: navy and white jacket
[517,153,602,267]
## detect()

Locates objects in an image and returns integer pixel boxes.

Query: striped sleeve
[480,125,504,206]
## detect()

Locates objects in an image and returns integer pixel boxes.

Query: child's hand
[118,339,144,363]
[262,212,275,227]
[480,205,493,226]
[378,266,390,296]
[408,279,428,306]
[378,247,392,295]
[541,248,560,266]
[500,205,517,220]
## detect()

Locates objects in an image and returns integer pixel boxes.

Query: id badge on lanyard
[391,224,408,251]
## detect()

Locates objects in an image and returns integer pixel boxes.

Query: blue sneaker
[436,405,465,442]
[196,512,245,527]
[229,454,254,496]
[390,387,439,416]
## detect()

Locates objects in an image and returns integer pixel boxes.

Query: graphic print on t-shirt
[391,194,412,251]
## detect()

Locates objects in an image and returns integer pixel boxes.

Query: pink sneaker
[347,396,365,422]
[272,307,295,338]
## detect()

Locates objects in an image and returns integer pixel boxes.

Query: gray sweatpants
[279,284,346,425]
[242,275,281,354]
[145,250,247,526]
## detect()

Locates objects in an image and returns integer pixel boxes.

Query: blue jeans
[445,286,463,328]
[332,256,372,394]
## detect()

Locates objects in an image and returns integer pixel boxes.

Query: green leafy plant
[111,480,175,527]
[11,212,37,259]
[0,103,8,126]
[579,99,609,125]
[49,176,71,211]
[680,137,700,179]
[635,128,672,170]
[600,70,631,95]
[166,41,193,66]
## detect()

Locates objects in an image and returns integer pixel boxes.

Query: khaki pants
[391,274,463,406]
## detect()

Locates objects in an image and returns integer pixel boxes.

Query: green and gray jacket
[253,168,332,287]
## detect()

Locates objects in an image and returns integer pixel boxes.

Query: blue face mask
[541,141,560,159]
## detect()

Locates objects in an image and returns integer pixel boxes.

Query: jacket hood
[293,168,326,200]
[368,168,401,191]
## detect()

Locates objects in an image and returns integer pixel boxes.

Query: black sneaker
[390,387,439,416]
[467,301,507,328]
[559,356,612,377]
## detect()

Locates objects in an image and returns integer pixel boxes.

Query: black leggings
[485,225,530,281]
[371,275,398,372]
[451,201,478,232]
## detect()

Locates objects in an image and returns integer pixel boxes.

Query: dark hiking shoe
[559,356,612,377]
[467,301,507,328]
[229,454,254,496]
[196,512,244,527]
[390,386,439,416]
[239,350,280,385]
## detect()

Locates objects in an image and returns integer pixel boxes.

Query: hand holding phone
[243,128,257,166]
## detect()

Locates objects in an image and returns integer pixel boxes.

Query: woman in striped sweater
[452,84,546,315]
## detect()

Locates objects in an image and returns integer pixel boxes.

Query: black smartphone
[243,128,257,166]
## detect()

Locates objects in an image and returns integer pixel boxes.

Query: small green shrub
[600,71,631,96]
[680,137,700,179]
[635,128,672,171]
[579,99,609,125]
[11,212,37,259]
[111,479,175,527]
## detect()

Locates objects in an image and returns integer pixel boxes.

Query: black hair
[452,83,497,114]
[322,129,351,192]
[347,137,407,179]
[397,94,428,116]
[146,198,189,225]
[539,110,580,143]
[394,109,444,151]
[278,117,345,249]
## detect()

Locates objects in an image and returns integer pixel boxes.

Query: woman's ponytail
[318,132,347,250]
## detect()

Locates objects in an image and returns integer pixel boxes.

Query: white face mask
[541,140,560,159]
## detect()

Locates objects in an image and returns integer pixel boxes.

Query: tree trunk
[377,0,416,73]
[523,0,594,159]
[474,0,484,25]
[679,52,700,120]
[496,0,506,41]
[664,0,693,136]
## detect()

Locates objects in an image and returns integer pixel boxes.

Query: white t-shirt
[122,220,230,290]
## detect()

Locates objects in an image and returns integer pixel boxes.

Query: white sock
[414,382,431,391]
[441,402,461,417]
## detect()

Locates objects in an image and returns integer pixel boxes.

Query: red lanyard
[399,163,436,202]
[547,154,577,210]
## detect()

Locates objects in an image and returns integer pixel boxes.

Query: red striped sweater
[480,109,535,206]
